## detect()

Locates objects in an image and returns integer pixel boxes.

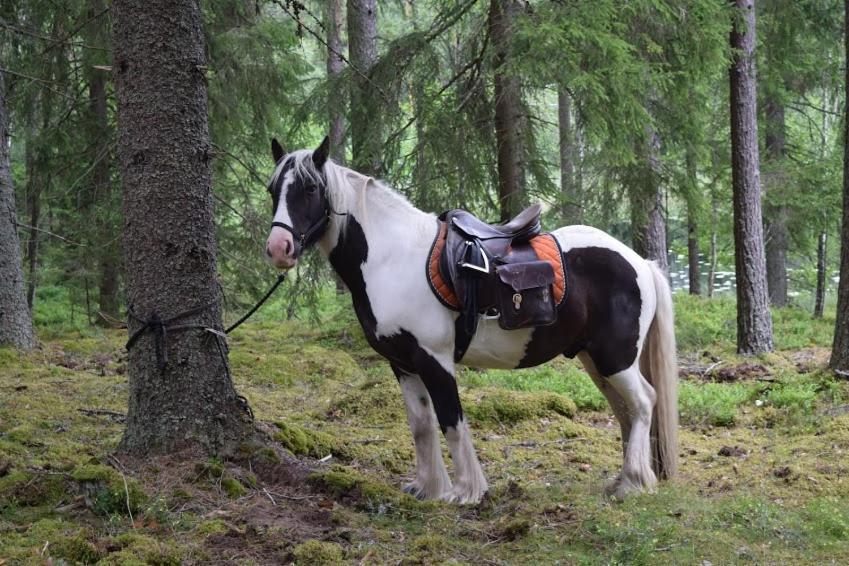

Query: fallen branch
[107,455,135,529]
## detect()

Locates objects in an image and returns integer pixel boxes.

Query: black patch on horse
[518,246,641,377]
[330,216,463,431]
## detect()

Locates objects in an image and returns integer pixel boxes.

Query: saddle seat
[427,204,567,362]
[449,203,543,243]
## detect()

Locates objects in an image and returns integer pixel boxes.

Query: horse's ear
[312,135,330,170]
[271,138,286,163]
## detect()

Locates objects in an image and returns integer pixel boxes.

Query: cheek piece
[271,183,344,251]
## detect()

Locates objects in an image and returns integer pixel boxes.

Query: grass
[1,294,849,563]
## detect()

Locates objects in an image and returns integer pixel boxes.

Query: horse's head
[265,136,331,270]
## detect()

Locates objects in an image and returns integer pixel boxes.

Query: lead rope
[125,273,288,420]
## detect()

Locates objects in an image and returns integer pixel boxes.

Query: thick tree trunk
[830,0,849,370]
[630,126,668,274]
[490,0,526,221]
[729,0,774,354]
[0,72,36,350]
[708,191,718,298]
[347,0,381,176]
[763,97,788,307]
[113,0,253,455]
[558,88,580,224]
[815,231,827,318]
[24,142,40,310]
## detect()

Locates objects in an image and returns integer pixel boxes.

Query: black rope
[125,274,288,419]
[225,273,287,334]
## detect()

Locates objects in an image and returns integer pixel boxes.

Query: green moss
[51,532,103,564]
[329,379,405,424]
[99,533,181,566]
[465,389,576,425]
[292,539,344,565]
[221,477,247,498]
[72,463,147,516]
[309,465,420,513]
[197,518,229,536]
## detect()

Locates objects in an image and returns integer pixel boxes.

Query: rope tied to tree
[124,273,287,420]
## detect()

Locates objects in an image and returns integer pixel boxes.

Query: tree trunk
[0,71,36,350]
[327,0,347,295]
[729,0,774,354]
[24,140,40,311]
[347,0,381,176]
[558,88,579,224]
[630,125,668,274]
[815,231,827,318]
[113,0,253,455]
[763,97,788,307]
[830,0,849,370]
[688,206,701,296]
[490,0,526,221]
[708,190,718,298]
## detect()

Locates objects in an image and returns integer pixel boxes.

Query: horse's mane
[283,149,430,239]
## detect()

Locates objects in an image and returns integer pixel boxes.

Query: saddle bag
[494,261,557,330]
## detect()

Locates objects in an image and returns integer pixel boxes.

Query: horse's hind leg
[605,363,658,498]
[412,350,488,504]
[577,352,631,458]
[393,366,451,499]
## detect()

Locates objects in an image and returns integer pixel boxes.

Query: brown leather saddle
[427,204,567,361]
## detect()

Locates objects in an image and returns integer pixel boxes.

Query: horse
[264,136,678,503]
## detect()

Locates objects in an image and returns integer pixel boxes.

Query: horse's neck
[319,167,435,278]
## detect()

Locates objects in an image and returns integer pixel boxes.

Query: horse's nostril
[283,240,292,256]
[266,246,272,258]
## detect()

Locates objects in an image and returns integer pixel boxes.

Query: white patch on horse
[459,319,533,369]
[271,167,296,228]
[398,373,452,499]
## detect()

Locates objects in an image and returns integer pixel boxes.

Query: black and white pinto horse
[265,137,678,503]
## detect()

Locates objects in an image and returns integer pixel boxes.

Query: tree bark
[688,206,701,296]
[815,231,827,318]
[708,190,718,298]
[0,71,36,350]
[327,0,348,295]
[113,0,253,455]
[490,0,527,221]
[347,0,381,176]
[630,125,668,274]
[763,97,788,307]
[830,0,849,370]
[729,0,774,354]
[558,88,580,224]
[24,140,40,311]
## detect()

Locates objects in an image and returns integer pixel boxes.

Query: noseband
[270,184,345,250]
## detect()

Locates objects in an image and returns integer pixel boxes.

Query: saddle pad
[426,221,566,310]
[427,221,461,310]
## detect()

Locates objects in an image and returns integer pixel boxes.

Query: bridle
[270,181,346,251]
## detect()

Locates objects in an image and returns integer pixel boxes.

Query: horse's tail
[642,261,679,480]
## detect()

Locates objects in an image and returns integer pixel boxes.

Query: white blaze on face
[266,163,297,270]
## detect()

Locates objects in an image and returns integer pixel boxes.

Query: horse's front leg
[413,349,488,504]
[392,365,451,500]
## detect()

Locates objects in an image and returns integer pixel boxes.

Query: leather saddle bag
[494,260,557,330]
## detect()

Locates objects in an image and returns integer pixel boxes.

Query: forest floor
[2,295,849,564]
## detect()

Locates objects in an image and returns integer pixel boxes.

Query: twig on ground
[107,455,136,528]
[262,488,276,506]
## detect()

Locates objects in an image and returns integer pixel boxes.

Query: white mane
[278,149,435,248]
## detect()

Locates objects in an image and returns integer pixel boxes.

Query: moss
[197,518,229,536]
[309,465,419,513]
[465,389,576,425]
[221,477,247,498]
[0,469,68,507]
[51,532,103,564]
[99,533,181,566]
[330,380,405,424]
[291,539,344,565]
[499,517,531,540]
[72,463,147,516]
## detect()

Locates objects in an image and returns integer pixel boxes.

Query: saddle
[427,204,567,361]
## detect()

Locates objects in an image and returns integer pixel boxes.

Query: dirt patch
[680,361,772,382]
[717,446,747,458]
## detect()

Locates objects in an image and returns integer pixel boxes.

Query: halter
[270,183,346,251]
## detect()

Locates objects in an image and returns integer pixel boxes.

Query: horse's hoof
[438,484,487,505]
[604,474,654,500]
[402,483,426,500]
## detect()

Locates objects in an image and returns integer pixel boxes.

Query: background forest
[1,0,844,326]
[4,1,849,564]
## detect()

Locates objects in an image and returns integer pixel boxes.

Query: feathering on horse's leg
[393,368,452,500]
[413,349,488,504]
[605,363,658,498]
[577,352,631,458]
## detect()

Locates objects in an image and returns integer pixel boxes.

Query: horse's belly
[458,319,535,369]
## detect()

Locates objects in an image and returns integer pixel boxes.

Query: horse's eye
[305,184,318,194]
